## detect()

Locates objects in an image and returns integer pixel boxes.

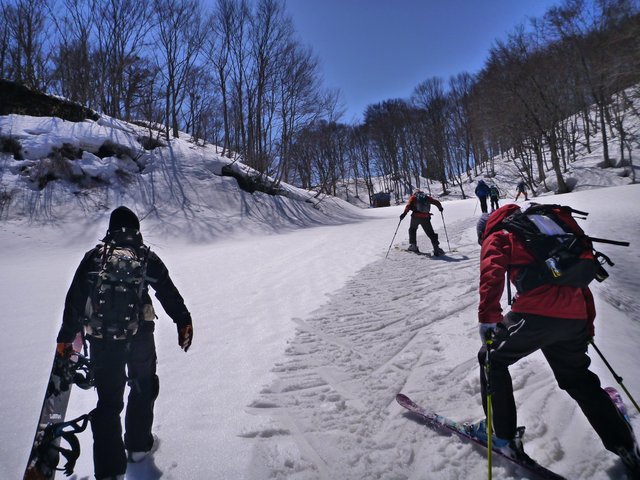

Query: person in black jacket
[56,206,193,480]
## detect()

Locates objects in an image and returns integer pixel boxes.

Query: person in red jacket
[475,205,640,476]
[400,189,445,256]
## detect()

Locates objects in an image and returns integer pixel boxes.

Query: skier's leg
[480,197,488,213]
[421,218,443,254]
[125,327,158,453]
[89,339,128,478]
[479,353,516,439]
[408,216,419,247]
[542,323,637,454]
[478,313,549,440]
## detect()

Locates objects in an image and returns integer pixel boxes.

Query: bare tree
[203,0,236,156]
[411,77,450,194]
[245,0,293,173]
[275,41,324,184]
[49,0,95,107]
[152,0,206,139]
[0,2,12,79]
[446,71,477,197]
[1,0,51,89]
[93,0,153,119]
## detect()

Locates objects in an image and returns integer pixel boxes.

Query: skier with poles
[399,189,445,256]
[474,205,640,478]
[56,206,194,480]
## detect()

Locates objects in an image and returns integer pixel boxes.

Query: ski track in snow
[243,213,634,480]
[243,219,494,480]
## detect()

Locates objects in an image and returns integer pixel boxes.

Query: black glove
[400,212,407,220]
[439,206,444,212]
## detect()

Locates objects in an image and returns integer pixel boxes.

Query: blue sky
[285,0,562,123]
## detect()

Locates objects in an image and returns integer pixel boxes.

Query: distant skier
[56,206,194,480]
[400,189,445,256]
[474,205,640,476]
[489,184,500,212]
[475,179,491,214]
[515,180,529,201]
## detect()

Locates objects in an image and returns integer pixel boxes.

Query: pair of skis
[396,393,566,480]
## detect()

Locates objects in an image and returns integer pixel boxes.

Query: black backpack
[493,204,628,298]
[414,192,431,213]
[85,232,150,340]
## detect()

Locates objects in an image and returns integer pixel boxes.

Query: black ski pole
[440,211,452,253]
[385,218,403,259]
[590,339,640,414]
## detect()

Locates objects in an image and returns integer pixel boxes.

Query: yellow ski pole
[484,332,495,480]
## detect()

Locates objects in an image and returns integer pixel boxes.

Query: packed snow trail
[245,192,639,480]
[245,211,499,480]
[3,187,639,480]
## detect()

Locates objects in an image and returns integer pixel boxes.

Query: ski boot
[466,421,534,465]
[498,427,535,466]
[127,434,158,463]
[433,246,445,256]
[407,244,419,253]
[617,445,640,480]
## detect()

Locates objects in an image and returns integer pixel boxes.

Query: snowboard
[396,393,566,480]
[24,332,91,480]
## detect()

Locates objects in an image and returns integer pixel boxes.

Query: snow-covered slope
[0,113,365,242]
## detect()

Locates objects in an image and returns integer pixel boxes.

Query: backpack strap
[136,245,151,304]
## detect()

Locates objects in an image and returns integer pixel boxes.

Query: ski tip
[396,393,414,406]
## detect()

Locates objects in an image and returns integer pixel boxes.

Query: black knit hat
[108,206,140,232]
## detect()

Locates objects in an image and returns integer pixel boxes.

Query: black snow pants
[408,215,439,249]
[478,196,488,213]
[478,312,636,454]
[89,325,159,479]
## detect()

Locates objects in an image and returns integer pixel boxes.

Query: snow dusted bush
[96,140,133,160]
[137,135,165,151]
[1,136,23,160]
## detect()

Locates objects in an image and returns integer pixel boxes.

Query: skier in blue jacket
[475,179,491,214]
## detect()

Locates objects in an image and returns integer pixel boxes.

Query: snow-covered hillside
[0,113,365,241]
[334,89,639,208]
